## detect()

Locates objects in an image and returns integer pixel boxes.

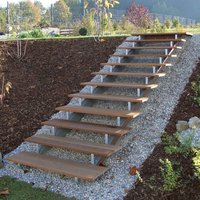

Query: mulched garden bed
[125,60,200,200]
[0,37,124,154]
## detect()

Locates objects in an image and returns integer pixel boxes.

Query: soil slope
[0,37,124,153]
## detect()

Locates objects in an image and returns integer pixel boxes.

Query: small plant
[162,132,193,156]
[129,166,143,182]
[193,149,200,179]
[160,159,180,192]
[79,27,88,36]
[147,175,156,190]
[191,81,200,106]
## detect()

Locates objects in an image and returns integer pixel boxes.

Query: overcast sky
[0,0,58,8]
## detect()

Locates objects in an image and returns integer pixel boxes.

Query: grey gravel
[1,35,200,200]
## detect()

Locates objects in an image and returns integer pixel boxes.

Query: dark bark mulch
[125,60,200,200]
[0,37,124,154]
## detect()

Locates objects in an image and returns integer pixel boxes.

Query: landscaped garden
[1,1,200,200]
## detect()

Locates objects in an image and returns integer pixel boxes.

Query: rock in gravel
[176,120,189,131]
[189,117,200,129]
[0,152,3,169]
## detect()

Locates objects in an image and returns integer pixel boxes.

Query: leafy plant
[193,149,200,179]
[162,132,193,156]
[191,81,200,106]
[30,29,44,38]
[160,159,180,192]
[147,175,156,190]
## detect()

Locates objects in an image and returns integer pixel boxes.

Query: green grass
[0,176,74,200]
[0,34,129,42]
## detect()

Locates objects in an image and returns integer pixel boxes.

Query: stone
[189,117,200,129]
[176,120,189,131]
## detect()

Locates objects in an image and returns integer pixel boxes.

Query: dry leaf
[129,166,139,176]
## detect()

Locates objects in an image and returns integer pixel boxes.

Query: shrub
[30,29,44,38]
[19,32,31,39]
[153,18,162,33]
[79,27,87,36]
[160,159,180,192]
[192,81,200,106]
[126,1,152,29]
[193,149,200,179]
[172,17,182,29]
[19,29,45,39]
[164,19,172,29]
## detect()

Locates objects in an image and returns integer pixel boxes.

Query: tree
[18,0,41,30]
[126,1,152,29]
[64,0,82,19]
[0,8,6,32]
[34,1,50,27]
[84,0,119,36]
[53,0,71,27]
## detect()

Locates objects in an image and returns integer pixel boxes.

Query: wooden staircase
[7,32,192,181]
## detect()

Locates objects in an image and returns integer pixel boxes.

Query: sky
[0,0,58,8]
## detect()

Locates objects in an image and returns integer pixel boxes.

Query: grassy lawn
[0,34,129,42]
[0,176,73,200]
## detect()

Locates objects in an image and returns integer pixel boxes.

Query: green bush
[79,27,87,36]
[30,29,44,38]
[160,159,180,192]
[19,32,31,39]
[193,149,200,179]
[19,29,45,39]
[192,81,200,106]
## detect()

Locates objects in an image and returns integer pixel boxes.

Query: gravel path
[1,35,200,200]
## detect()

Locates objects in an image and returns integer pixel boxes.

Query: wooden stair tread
[81,82,158,89]
[110,54,177,58]
[100,63,172,67]
[7,152,107,180]
[117,46,182,50]
[26,135,121,157]
[92,72,166,77]
[125,39,186,43]
[132,32,193,36]
[56,105,140,118]
[69,93,149,103]
[42,119,131,136]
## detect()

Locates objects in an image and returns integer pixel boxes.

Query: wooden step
[7,152,107,181]
[56,105,140,118]
[26,135,121,157]
[100,63,172,67]
[42,119,131,136]
[81,82,158,89]
[110,54,177,58]
[117,46,182,50]
[132,32,193,36]
[125,39,186,43]
[69,93,149,103]
[92,72,166,77]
